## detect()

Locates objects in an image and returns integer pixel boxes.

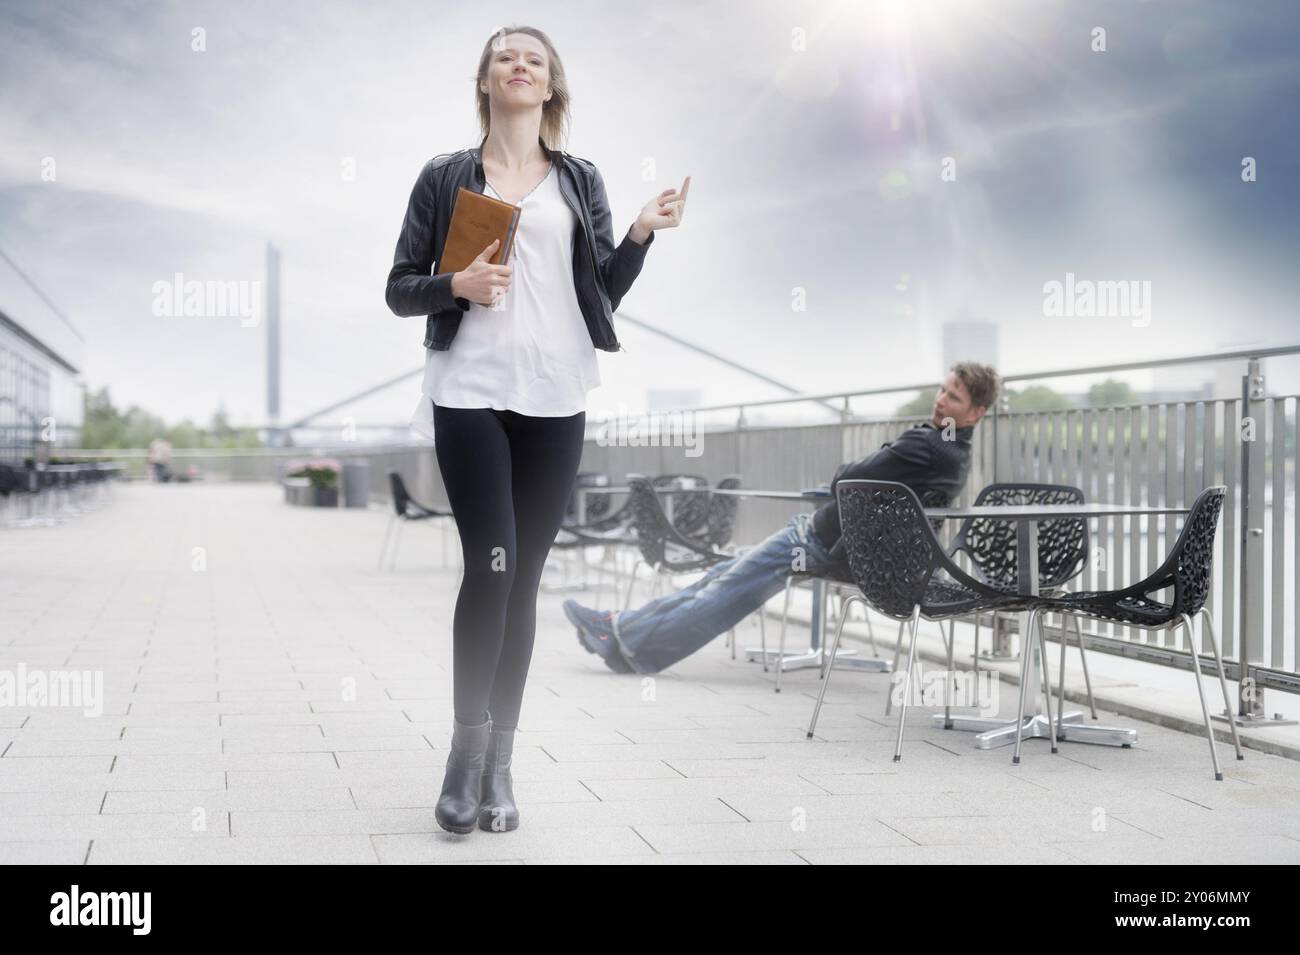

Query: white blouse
[409,162,599,437]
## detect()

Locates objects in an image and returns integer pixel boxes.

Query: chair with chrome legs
[379,470,457,572]
[620,473,768,658]
[1020,485,1243,779]
[544,472,613,594]
[617,474,715,608]
[772,489,948,694]
[551,473,710,609]
[772,559,879,690]
[690,476,755,659]
[808,480,1038,760]
[909,482,1097,727]
[564,472,612,527]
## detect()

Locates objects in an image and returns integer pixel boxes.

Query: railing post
[1238,358,1267,719]
[992,392,1008,483]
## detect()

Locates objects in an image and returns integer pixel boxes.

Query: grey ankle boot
[435,715,492,834]
[477,726,519,832]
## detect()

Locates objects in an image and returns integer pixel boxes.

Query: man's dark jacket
[812,422,974,560]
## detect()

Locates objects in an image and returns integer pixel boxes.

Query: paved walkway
[2,482,1299,864]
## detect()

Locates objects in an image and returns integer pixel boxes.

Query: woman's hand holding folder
[450,238,513,307]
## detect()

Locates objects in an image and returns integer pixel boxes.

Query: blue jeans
[612,511,840,673]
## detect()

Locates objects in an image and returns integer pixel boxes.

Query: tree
[1087,378,1138,408]
[1004,386,1072,413]
[78,388,264,449]
[896,389,935,416]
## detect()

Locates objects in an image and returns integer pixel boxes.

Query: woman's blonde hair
[474,25,571,151]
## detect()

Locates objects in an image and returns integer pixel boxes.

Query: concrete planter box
[283,478,338,507]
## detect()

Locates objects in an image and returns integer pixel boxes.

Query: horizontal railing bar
[614,343,1300,417]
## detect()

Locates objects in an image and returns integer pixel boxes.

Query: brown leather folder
[437,186,520,275]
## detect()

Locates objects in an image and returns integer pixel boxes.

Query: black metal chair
[623,474,733,592]
[808,480,1041,761]
[685,475,755,658]
[1025,486,1243,779]
[549,473,708,608]
[690,475,742,551]
[562,472,612,527]
[660,473,711,539]
[6,463,58,527]
[619,473,769,658]
[933,482,1097,722]
[771,488,951,691]
[0,462,20,526]
[379,470,456,572]
[545,472,613,593]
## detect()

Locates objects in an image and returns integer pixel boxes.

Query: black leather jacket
[384,137,654,352]
[812,422,975,559]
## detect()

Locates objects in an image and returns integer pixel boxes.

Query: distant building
[0,253,85,459]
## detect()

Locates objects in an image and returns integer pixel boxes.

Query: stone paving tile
[0,771,229,793]
[5,739,226,757]
[371,827,655,863]
[799,845,1081,864]
[522,850,809,865]
[718,791,980,821]
[0,812,231,841]
[86,836,380,865]
[0,791,107,814]
[1110,807,1300,841]
[5,483,1300,865]
[634,818,913,853]
[580,775,833,801]
[0,841,91,864]
[103,787,357,813]
[1055,834,1300,864]
[878,811,1164,847]
[223,734,434,754]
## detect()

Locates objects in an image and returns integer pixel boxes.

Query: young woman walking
[384,24,690,834]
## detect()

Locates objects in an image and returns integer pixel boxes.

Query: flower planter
[283,459,343,507]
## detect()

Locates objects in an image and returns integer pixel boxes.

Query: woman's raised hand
[635,175,691,240]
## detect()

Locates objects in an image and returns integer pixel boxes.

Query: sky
[2,0,1299,434]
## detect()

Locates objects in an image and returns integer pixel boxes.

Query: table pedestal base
[930,710,1137,749]
[744,647,893,673]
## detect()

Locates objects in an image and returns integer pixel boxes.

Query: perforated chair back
[565,472,611,525]
[1166,486,1227,616]
[836,479,1023,620]
[653,473,710,537]
[626,475,677,567]
[949,482,1088,592]
[698,475,742,549]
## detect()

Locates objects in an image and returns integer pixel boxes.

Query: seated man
[564,362,1000,674]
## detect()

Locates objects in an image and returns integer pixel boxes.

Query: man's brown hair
[951,362,1001,410]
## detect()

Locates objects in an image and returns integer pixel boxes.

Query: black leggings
[432,401,586,730]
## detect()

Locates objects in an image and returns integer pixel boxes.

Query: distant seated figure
[147,437,173,483]
[564,362,1001,673]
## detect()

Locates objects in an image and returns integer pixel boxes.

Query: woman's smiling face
[485,32,550,106]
